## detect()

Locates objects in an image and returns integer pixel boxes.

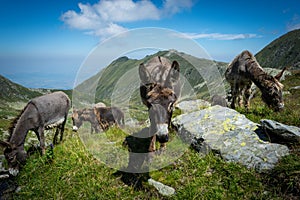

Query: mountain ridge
[255,29,300,69]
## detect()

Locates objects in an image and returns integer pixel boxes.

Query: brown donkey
[225,50,286,111]
[139,56,180,153]
[93,107,125,131]
[72,108,101,133]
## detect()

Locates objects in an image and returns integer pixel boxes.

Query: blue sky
[0,0,299,89]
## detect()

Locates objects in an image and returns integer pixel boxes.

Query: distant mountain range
[1,29,299,104]
[73,50,228,107]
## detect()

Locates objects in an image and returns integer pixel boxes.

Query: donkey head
[146,85,177,143]
[0,140,27,176]
[261,67,286,111]
[72,108,83,131]
[139,57,180,143]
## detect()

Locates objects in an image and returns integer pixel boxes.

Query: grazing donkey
[72,108,101,133]
[0,91,70,176]
[139,56,180,153]
[93,107,125,131]
[225,50,286,111]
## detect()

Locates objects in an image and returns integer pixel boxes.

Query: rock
[148,178,175,196]
[260,119,300,145]
[211,95,228,107]
[172,104,290,172]
[176,99,211,113]
[290,85,300,90]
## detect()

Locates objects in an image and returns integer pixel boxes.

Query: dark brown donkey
[93,107,125,131]
[139,56,180,153]
[0,91,71,176]
[225,50,286,111]
[72,108,101,133]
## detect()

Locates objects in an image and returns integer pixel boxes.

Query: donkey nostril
[157,134,169,143]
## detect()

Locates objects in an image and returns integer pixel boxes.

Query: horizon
[0,0,299,89]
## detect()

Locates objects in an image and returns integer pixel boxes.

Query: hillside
[0,75,43,102]
[255,29,300,69]
[74,50,228,107]
[1,33,300,199]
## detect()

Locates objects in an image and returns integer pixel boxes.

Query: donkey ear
[0,140,12,148]
[167,61,180,83]
[139,63,151,84]
[274,67,287,80]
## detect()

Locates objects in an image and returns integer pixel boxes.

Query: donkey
[0,91,70,176]
[139,56,180,153]
[225,50,286,111]
[72,108,101,133]
[93,107,125,131]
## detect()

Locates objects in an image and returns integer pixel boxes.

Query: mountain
[255,29,300,69]
[0,75,43,102]
[73,50,228,107]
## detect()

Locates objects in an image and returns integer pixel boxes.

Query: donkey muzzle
[278,103,284,109]
[9,168,19,176]
[156,124,169,143]
[72,126,78,131]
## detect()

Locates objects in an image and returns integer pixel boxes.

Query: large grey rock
[172,104,290,172]
[260,119,300,144]
[176,99,211,113]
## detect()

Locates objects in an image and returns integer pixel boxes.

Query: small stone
[148,178,175,196]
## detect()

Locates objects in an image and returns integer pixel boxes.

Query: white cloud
[94,0,160,22]
[181,33,260,40]
[61,0,196,39]
[162,0,194,16]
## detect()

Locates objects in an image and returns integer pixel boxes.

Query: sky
[0,0,299,89]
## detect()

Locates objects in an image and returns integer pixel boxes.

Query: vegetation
[1,30,300,198]
[255,29,300,70]
[74,50,227,106]
[1,76,299,199]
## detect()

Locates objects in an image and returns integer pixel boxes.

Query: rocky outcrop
[260,119,300,145]
[172,102,290,172]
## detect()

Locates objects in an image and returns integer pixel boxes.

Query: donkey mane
[242,51,284,90]
[147,84,174,100]
[8,103,31,141]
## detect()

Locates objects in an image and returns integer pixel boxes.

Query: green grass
[11,129,269,200]
[3,122,296,199]
[1,71,300,199]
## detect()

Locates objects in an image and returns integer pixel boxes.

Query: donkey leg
[244,84,252,110]
[57,117,67,143]
[156,142,166,155]
[230,85,237,109]
[53,127,60,145]
[37,126,46,155]
[148,135,156,152]
[148,135,156,162]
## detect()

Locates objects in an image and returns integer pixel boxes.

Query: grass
[11,129,269,200]
[3,121,297,199]
[1,71,300,199]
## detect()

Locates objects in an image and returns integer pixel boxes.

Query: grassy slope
[8,68,300,199]
[74,50,227,105]
[1,54,299,199]
[255,29,300,69]
[13,130,267,200]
